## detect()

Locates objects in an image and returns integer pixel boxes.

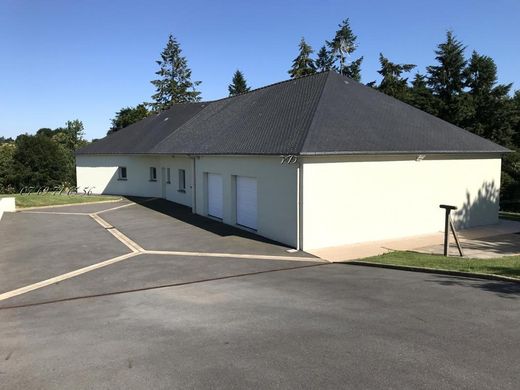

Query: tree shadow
[425,275,520,299]
[453,180,500,229]
[455,234,520,256]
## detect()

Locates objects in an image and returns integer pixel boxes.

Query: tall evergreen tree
[513,91,520,147]
[426,31,469,125]
[315,45,334,72]
[108,104,149,135]
[409,74,438,115]
[228,70,251,96]
[463,51,514,145]
[150,34,201,111]
[326,19,363,80]
[288,37,316,78]
[376,53,416,101]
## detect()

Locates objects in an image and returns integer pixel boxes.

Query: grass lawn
[360,251,520,279]
[0,193,121,208]
[500,211,520,222]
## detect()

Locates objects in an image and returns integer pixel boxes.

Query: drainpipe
[191,156,197,214]
[296,158,303,251]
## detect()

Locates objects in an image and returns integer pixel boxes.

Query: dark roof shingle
[77,71,509,156]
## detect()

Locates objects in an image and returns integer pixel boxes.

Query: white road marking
[0,252,140,302]
[94,197,159,214]
[106,228,145,253]
[94,202,136,214]
[89,213,144,252]
[20,211,90,216]
[143,250,319,262]
[17,198,123,211]
[89,213,113,228]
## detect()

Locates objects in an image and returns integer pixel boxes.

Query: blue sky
[1,0,519,140]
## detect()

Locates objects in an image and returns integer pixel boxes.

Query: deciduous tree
[108,104,149,135]
[11,134,70,188]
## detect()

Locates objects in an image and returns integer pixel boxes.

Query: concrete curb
[342,261,520,283]
[16,197,123,211]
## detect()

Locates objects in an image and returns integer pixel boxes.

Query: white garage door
[207,173,223,219]
[236,176,257,230]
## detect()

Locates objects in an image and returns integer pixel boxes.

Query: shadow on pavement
[125,196,294,248]
[425,275,520,299]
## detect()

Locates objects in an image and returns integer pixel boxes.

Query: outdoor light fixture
[416,154,426,162]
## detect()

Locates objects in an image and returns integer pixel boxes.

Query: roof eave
[299,149,511,156]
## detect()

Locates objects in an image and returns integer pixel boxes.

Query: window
[118,166,127,180]
[178,169,186,192]
[149,167,157,181]
[166,168,171,184]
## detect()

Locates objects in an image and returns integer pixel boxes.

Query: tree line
[0,121,88,193]
[2,19,518,209]
[109,20,519,209]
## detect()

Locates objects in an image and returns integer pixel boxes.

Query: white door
[207,173,223,219]
[236,176,257,230]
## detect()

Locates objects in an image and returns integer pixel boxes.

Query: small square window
[178,169,186,192]
[118,166,127,180]
[166,168,171,184]
[149,167,157,181]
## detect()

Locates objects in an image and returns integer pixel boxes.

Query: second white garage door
[236,176,257,230]
[207,173,223,219]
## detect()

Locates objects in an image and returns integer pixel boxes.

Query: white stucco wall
[75,154,193,206]
[301,154,502,250]
[193,156,298,247]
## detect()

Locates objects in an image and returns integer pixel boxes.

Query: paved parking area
[0,212,129,293]
[0,198,519,389]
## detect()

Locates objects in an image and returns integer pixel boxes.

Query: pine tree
[288,38,316,78]
[149,34,201,112]
[513,91,520,147]
[463,51,514,145]
[326,19,363,81]
[376,53,415,101]
[409,74,438,115]
[315,45,334,72]
[228,70,251,96]
[426,31,469,125]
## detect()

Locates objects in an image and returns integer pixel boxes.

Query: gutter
[299,149,512,156]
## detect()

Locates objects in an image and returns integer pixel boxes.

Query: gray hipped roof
[77,71,509,156]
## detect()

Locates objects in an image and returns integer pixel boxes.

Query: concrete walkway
[310,220,520,261]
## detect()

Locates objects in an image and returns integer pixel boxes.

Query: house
[76,71,508,251]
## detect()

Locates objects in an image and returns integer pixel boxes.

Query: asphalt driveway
[100,197,312,257]
[0,198,519,389]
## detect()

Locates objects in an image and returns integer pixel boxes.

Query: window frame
[149,166,157,182]
[118,166,127,181]
[166,167,171,184]
[178,169,186,192]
